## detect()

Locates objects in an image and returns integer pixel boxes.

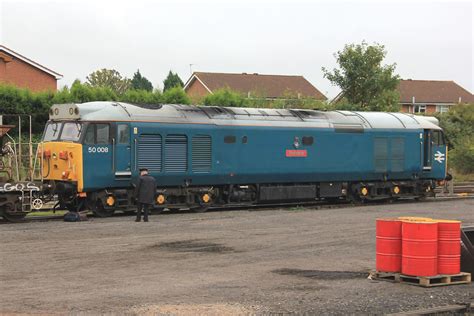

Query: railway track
[3,193,473,224]
[434,181,474,195]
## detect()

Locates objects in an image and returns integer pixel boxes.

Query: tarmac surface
[1,198,473,315]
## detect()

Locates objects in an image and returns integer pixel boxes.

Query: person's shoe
[135,219,141,222]
[144,219,149,222]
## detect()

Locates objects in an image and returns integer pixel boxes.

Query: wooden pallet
[370,271,471,287]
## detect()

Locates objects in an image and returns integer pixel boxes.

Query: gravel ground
[1,198,473,315]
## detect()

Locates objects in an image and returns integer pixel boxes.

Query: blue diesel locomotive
[40,102,447,216]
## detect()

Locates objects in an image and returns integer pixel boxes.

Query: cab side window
[84,125,95,144]
[432,130,445,146]
[118,124,130,144]
[83,123,110,144]
[96,124,110,144]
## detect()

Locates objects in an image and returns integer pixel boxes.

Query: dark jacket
[134,174,157,204]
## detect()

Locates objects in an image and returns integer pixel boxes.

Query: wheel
[31,198,44,210]
[92,199,115,218]
[1,211,27,222]
[191,193,212,213]
[1,202,26,222]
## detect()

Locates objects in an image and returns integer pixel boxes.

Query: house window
[436,105,449,113]
[413,104,426,114]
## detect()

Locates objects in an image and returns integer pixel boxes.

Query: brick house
[0,45,62,92]
[399,79,473,114]
[184,72,327,101]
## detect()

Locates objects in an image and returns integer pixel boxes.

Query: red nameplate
[286,149,307,157]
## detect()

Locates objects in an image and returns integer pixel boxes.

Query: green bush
[0,81,175,134]
[449,135,474,174]
[268,91,329,110]
[0,85,54,134]
[202,88,247,107]
[120,89,162,104]
[437,103,474,175]
[201,88,330,110]
[161,86,191,104]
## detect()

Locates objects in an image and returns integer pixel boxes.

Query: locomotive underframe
[49,178,436,217]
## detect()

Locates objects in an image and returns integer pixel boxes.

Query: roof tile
[188,72,326,100]
[399,79,473,104]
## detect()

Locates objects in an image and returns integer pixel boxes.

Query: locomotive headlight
[361,187,368,196]
[393,186,400,194]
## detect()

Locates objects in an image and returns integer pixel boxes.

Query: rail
[434,181,474,195]
[3,194,473,224]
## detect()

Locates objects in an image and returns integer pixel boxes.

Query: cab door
[422,129,432,171]
[431,130,447,179]
[114,123,132,180]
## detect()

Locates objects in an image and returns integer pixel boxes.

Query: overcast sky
[0,0,472,98]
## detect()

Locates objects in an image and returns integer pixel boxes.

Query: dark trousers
[136,202,150,221]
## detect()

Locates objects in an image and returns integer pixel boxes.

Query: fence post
[449,179,454,196]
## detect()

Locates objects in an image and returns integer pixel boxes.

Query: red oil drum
[436,220,461,275]
[402,220,438,276]
[376,218,402,272]
[398,217,433,222]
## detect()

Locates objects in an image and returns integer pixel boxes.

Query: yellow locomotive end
[41,142,84,192]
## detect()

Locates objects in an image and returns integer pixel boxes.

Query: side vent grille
[165,134,187,173]
[391,138,405,172]
[192,135,212,173]
[138,134,162,173]
[374,137,388,172]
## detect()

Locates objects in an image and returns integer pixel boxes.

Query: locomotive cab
[41,103,136,214]
[41,120,84,208]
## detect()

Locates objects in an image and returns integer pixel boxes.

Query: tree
[322,41,400,111]
[131,69,153,91]
[163,71,184,92]
[121,89,162,104]
[437,103,474,174]
[202,88,247,107]
[162,86,191,104]
[86,68,131,95]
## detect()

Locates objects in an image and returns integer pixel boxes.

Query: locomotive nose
[41,142,84,192]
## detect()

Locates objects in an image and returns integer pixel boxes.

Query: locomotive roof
[49,102,441,130]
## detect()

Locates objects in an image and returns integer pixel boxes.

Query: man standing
[134,168,156,222]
